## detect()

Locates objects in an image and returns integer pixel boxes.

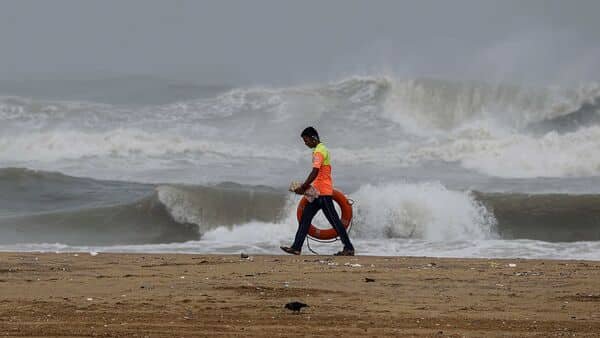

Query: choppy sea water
[1,76,600,260]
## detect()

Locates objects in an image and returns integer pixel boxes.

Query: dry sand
[0,253,599,337]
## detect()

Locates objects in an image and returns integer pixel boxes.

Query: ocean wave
[2,75,600,180]
[382,79,600,132]
[2,170,600,246]
[0,129,304,163]
[0,195,199,246]
[2,77,598,132]
[349,182,496,240]
[406,125,600,178]
[1,239,599,260]
[0,169,289,245]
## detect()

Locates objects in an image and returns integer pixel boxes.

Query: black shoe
[334,249,355,256]
[280,246,301,255]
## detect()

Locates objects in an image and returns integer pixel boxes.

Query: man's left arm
[294,151,324,194]
[295,168,319,194]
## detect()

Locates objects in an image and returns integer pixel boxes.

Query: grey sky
[1,0,599,85]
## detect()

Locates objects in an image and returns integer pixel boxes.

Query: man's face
[302,135,318,148]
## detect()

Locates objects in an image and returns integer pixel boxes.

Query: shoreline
[1,253,599,337]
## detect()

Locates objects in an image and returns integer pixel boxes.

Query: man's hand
[290,168,319,195]
[294,186,306,195]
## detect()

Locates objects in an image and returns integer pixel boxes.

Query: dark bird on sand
[285,301,308,313]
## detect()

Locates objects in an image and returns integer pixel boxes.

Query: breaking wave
[2,76,600,179]
[3,169,600,247]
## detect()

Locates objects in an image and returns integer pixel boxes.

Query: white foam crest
[354,239,600,260]
[3,79,598,134]
[202,221,295,244]
[325,76,391,99]
[382,79,600,133]
[2,239,599,260]
[197,195,299,243]
[0,129,303,163]
[156,185,205,227]
[0,96,112,121]
[157,87,287,119]
[153,75,392,126]
[410,125,600,178]
[199,182,497,244]
[328,121,600,179]
[3,77,600,182]
[156,186,301,240]
[350,182,497,241]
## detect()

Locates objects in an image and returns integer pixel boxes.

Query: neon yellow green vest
[313,143,331,166]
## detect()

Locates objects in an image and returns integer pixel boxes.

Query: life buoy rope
[296,189,353,241]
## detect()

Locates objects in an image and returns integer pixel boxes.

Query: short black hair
[301,126,319,140]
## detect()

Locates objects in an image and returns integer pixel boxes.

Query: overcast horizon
[1,0,600,86]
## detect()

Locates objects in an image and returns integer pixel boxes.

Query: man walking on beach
[280,126,355,256]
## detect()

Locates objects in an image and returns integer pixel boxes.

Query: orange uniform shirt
[311,143,333,196]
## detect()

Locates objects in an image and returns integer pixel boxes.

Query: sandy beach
[0,253,599,337]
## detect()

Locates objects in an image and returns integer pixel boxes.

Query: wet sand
[0,253,599,337]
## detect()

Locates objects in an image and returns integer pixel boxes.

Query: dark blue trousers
[292,196,355,251]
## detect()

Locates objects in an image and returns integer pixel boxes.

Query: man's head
[301,126,320,148]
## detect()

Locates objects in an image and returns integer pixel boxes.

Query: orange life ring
[296,189,353,240]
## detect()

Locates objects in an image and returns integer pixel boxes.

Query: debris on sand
[285,301,308,313]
